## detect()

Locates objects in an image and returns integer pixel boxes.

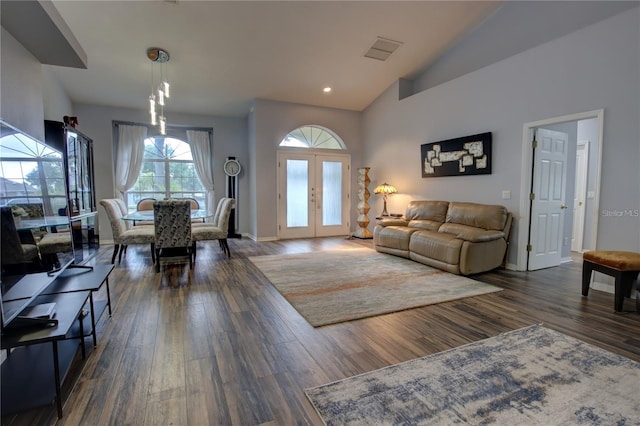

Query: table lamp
[374,183,397,216]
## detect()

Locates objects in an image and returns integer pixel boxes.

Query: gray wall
[362,7,640,267]
[0,28,45,139]
[251,99,363,241]
[3,5,637,261]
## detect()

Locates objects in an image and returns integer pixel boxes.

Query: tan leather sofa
[373,200,512,275]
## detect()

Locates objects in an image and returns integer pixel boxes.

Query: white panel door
[277,152,350,239]
[528,128,569,270]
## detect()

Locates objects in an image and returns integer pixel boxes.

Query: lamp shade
[374,183,397,195]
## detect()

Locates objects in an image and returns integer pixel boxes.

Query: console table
[1,264,115,419]
[1,291,90,419]
[42,264,114,347]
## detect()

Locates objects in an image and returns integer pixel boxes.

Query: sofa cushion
[439,223,505,242]
[409,230,462,265]
[405,200,449,223]
[408,219,443,231]
[445,202,508,230]
[375,226,418,251]
[376,218,409,227]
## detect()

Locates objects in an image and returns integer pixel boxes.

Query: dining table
[123,209,212,224]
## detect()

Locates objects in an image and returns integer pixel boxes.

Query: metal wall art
[421,132,492,178]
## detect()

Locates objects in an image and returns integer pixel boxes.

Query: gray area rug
[249,247,501,326]
[305,325,640,425]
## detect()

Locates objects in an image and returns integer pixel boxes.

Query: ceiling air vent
[363,37,403,61]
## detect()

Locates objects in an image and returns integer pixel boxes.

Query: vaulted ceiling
[2,1,635,118]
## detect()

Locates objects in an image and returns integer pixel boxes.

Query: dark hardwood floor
[2,237,639,425]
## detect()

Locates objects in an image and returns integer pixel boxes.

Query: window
[280,125,346,150]
[127,136,206,210]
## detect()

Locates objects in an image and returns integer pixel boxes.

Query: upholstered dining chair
[153,199,192,273]
[99,199,156,264]
[114,198,134,230]
[13,202,49,240]
[134,197,155,226]
[191,197,235,262]
[136,198,155,211]
[1,207,42,273]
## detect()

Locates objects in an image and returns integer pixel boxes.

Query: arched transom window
[280,125,346,150]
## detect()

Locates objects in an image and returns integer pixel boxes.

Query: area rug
[305,325,640,425]
[248,247,501,326]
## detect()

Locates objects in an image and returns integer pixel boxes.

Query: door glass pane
[286,159,308,227]
[322,161,342,226]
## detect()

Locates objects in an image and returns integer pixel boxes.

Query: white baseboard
[504,262,517,271]
[590,280,638,299]
[591,280,614,294]
[251,235,278,242]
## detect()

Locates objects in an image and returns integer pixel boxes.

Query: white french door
[277,151,350,239]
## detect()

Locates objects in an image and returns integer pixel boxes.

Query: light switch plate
[501,190,511,200]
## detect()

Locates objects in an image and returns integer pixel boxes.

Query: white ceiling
[42,1,502,118]
[4,1,635,119]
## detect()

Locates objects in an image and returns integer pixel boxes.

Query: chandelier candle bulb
[159,116,166,135]
[163,81,170,98]
[158,88,165,106]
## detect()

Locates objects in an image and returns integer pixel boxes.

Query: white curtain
[187,130,215,213]
[115,124,147,202]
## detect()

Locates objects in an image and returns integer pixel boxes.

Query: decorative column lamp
[353,167,373,239]
[374,182,397,217]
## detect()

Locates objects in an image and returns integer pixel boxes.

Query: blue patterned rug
[305,325,640,425]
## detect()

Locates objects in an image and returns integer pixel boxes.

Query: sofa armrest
[376,218,409,227]
[439,223,505,242]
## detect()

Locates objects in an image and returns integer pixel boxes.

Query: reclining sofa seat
[373,201,512,275]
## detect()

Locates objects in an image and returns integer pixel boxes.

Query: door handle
[560,204,568,209]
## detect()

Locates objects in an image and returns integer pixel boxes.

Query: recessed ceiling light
[323,87,332,93]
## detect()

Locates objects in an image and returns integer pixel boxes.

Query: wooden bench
[582,250,640,312]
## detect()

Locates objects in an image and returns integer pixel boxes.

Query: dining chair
[99,199,156,264]
[153,199,193,273]
[134,198,155,226]
[0,207,41,270]
[191,197,235,262]
[13,202,49,240]
[171,197,202,223]
[185,198,200,210]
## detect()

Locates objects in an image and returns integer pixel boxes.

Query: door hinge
[527,244,533,252]
[532,139,538,149]
[529,193,535,201]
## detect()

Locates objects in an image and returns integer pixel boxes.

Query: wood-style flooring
[2,237,639,425]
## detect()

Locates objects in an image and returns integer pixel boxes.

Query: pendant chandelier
[147,47,170,135]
